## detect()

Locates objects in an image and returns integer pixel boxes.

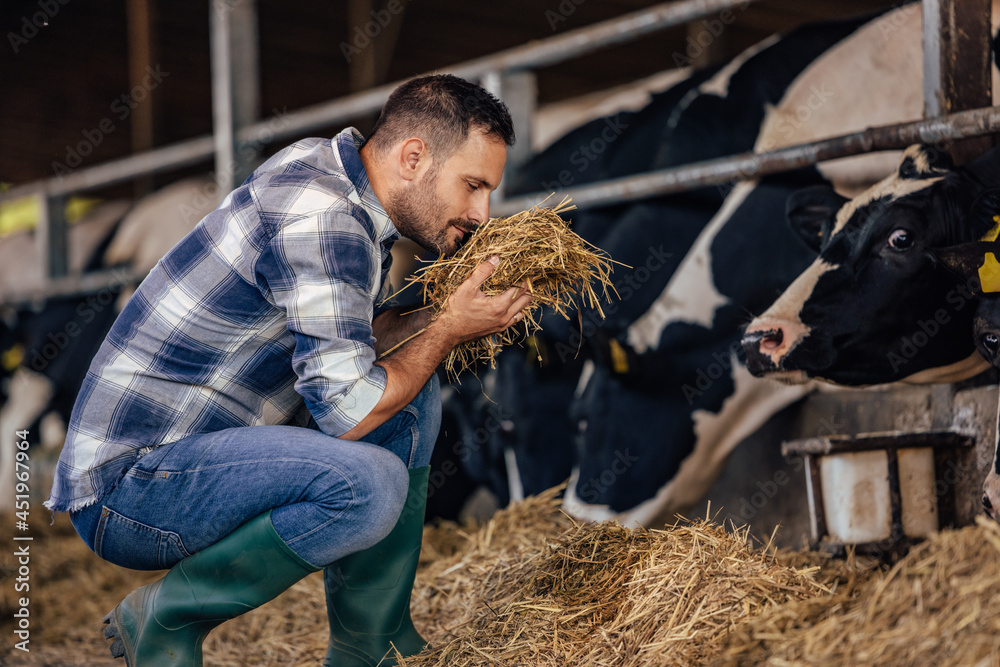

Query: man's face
[388,130,507,256]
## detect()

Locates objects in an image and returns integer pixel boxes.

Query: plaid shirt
[47,128,399,512]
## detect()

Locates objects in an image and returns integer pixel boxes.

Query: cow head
[928,237,1000,521]
[741,144,1000,386]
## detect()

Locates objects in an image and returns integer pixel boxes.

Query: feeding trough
[782,430,974,559]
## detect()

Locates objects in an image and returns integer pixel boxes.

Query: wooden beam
[126,0,156,195]
[373,0,407,85]
[348,0,378,92]
[923,0,994,163]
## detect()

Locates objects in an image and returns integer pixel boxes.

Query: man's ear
[396,137,432,182]
[785,184,849,253]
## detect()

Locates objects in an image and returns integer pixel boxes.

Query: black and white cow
[521,4,955,524]
[483,10,883,514]
[741,144,1000,386]
[896,221,1000,520]
[0,178,216,510]
[740,145,1000,527]
[553,3,1000,526]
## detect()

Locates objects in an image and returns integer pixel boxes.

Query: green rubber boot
[323,466,430,666]
[103,511,319,666]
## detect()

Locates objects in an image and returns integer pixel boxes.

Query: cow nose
[984,493,995,520]
[741,317,807,376]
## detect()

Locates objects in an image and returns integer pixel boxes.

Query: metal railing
[2,0,997,305]
[0,0,763,305]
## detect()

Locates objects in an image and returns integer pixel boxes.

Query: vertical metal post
[923,0,994,163]
[211,0,259,192]
[37,193,68,281]
[210,2,236,194]
[500,71,537,177]
[230,1,260,138]
[481,70,536,203]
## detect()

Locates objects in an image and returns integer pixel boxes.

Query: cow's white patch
[562,359,815,527]
[574,359,595,399]
[752,258,836,341]
[563,466,616,523]
[754,5,923,192]
[830,159,945,236]
[0,369,55,511]
[695,34,780,100]
[897,351,991,385]
[505,447,526,503]
[627,182,755,354]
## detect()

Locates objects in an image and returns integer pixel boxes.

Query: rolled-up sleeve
[258,208,387,436]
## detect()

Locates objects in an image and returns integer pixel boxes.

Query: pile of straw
[719,516,1000,665]
[406,197,615,377]
[10,491,1000,666]
[400,488,829,667]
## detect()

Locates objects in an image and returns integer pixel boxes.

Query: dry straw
[401,196,616,378]
[10,491,1000,666]
[718,515,1000,666]
[399,488,830,667]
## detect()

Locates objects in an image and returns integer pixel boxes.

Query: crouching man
[45,74,529,666]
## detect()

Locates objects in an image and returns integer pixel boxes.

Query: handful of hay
[405,196,616,378]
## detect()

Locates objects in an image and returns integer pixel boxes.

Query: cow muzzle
[741,317,810,378]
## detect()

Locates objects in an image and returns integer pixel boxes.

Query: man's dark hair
[365,74,515,160]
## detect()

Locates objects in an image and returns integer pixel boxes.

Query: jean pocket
[94,507,191,570]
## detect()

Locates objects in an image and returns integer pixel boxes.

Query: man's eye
[468,183,479,191]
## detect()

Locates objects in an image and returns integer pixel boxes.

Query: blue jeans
[70,376,441,570]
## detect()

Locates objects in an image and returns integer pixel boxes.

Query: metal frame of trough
[1,0,996,305]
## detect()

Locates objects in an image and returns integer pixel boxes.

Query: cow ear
[786,185,849,252]
[968,188,1000,240]
[934,241,1000,294]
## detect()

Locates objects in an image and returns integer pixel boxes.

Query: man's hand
[341,257,530,441]
[431,256,533,345]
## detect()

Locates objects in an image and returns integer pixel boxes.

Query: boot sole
[103,606,134,667]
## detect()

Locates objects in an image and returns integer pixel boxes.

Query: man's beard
[386,171,473,256]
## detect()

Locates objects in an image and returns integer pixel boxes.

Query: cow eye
[887,228,913,250]
[982,332,1000,356]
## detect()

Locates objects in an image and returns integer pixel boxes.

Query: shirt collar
[335,127,400,247]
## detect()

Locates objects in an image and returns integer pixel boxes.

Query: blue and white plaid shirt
[47,128,400,512]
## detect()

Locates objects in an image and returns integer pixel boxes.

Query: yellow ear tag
[980,215,1000,242]
[608,338,630,375]
[2,343,24,372]
[979,253,1000,293]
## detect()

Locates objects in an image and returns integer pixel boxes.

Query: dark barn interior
[2,0,898,187]
[5,1,1000,665]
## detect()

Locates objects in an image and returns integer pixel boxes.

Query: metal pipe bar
[9,105,1000,306]
[922,0,994,164]
[446,0,754,79]
[211,1,237,193]
[0,0,756,203]
[245,0,759,147]
[1,136,216,202]
[1,269,139,305]
[494,105,1000,215]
